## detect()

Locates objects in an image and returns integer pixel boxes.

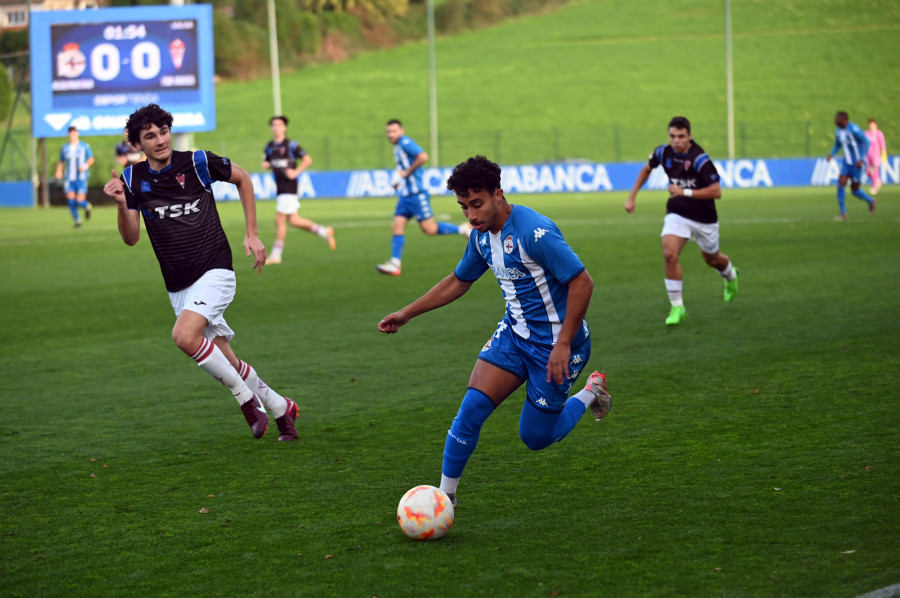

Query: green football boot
[665,305,686,326]
[724,268,739,302]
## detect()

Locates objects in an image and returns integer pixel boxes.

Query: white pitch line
[855,582,900,598]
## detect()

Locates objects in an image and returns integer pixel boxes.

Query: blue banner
[210,156,899,201]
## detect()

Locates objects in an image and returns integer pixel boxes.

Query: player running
[625,116,739,326]
[827,111,875,220]
[102,104,299,441]
[55,126,94,228]
[262,115,335,264]
[864,118,887,196]
[379,155,611,507]
[375,119,471,276]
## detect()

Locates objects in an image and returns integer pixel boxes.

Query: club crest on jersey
[176,173,186,189]
[141,180,151,192]
[503,235,514,254]
[684,160,692,171]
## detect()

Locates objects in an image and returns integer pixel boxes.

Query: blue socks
[519,397,586,451]
[68,199,79,221]
[391,234,404,261]
[838,185,875,214]
[852,187,873,206]
[442,388,495,478]
[436,222,459,235]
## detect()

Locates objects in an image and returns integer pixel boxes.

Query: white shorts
[661,213,720,254]
[168,269,236,342]
[276,194,300,214]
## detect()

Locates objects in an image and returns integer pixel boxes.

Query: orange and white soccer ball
[397,485,455,540]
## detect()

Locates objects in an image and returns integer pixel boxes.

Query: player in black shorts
[103,104,299,441]
[262,115,335,264]
[625,116,739,326]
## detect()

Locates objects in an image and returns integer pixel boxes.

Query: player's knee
[421,222,438,235]
[519,427,554,451]
[171,326,200,354]
[702,252,719,267]
[662,248,679,264]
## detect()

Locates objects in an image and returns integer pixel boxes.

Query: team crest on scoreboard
[176,173,186,189]
[503,235,514,254]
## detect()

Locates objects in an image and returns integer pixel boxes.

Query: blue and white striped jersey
[393,135,425,196]
[455,205,589,348]
[831,122,870,165]
[59,141,93,182]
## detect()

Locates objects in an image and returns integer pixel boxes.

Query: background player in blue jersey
[55,126,94,228]
[827,111,875,220]
[262,115,335,264]
[102,104,299,442]
[625,116,739,326]
[378,155,611,507]
[376,119,471,276]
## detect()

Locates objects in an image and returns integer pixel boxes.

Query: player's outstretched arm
[103,169,140,246]
[625,164,652,213]
[229,162,267,274]
[546,270,593,384]
[378,273,473,334]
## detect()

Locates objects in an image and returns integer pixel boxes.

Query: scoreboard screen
[30,5,215,138]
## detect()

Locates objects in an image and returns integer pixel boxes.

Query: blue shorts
[478,319,591,413]
[839,162,863,184]
[395,192,433,221]
[63,180,88,196]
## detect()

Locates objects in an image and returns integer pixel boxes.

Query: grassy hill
[195,0,900,170]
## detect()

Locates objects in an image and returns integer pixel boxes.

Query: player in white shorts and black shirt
[263,115,335,264]
[103,103,299,441]
[625,116,739,326]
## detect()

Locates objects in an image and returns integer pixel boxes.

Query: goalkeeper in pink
[865,119,887,195]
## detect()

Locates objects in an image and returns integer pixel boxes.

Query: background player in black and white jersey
[625,116,739,326]
[102,104,299,441]
[262,115,335,264]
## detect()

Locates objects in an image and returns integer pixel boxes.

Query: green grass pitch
[0,186,897,596]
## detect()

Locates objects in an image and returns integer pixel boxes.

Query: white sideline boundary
[855,583,900,598]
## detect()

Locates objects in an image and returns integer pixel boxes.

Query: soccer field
[0,187,898,596]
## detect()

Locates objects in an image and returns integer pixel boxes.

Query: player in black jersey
[625,116,739,326]
[103,104,299,441]
[262,115,335,264]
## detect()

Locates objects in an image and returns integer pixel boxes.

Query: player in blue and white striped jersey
[378,155,611,507]
[827,111,875,220]
[375,119,471,276]
[55,126,94,228]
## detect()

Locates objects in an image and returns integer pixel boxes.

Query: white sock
[717,260,736,281]
[440,474,460,496]
[573,388,596,408]
[457,223,469,236]
[665,278,684,307]
[390,257,401,267]
[237,360,287,418]
[190,339,254,404]
[270,239,284,259]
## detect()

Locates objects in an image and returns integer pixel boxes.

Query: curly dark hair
[446,155,502,198]
[126,104,174,145]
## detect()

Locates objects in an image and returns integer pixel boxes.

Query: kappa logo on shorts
[536,397,549,407]
[503,235,514,254]
[193,300,207,305]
